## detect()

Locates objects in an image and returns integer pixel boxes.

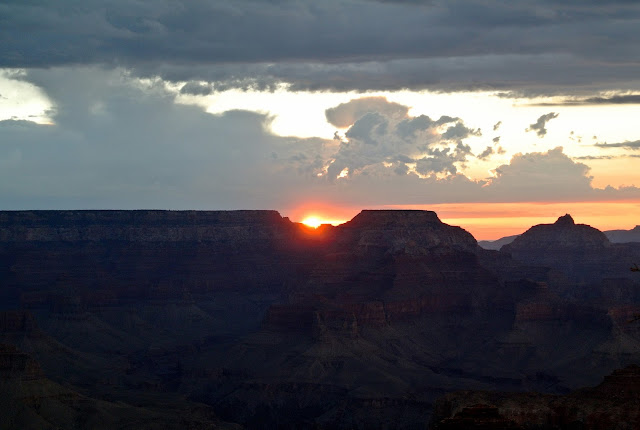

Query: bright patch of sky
[176,85,640,185]
[0,70,53,124]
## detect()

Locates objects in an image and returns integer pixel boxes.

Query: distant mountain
[477,234,519,250]
[501,214,640,284]
[605,225,640,243]
[479,224,640,251]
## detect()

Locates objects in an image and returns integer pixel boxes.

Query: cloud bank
[1,69,638,211]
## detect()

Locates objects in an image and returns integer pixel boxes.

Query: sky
[2,0,640,239]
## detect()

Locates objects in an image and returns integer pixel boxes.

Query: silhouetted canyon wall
[1,210,640,429]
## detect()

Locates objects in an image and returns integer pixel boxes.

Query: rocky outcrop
[502,214,609,253]
[337,209,478,255]
[431,365,640,429]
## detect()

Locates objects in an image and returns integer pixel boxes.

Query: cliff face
[0,209,288,242]
[0,210,326,307]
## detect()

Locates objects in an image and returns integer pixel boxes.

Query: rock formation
[502,214,640,284]
[0,209,639,429]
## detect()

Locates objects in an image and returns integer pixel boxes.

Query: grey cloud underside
[526,112,559,137]
[532,94,640,106]
[595,140,640,150]
[2,1,640,94]
[573,155,616,160]
[180,81,215,96]
[477,146,494,160]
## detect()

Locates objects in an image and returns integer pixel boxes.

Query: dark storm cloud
[180,81,215,96]
[594,140,640,150]
[526,112,559,137]
[2,1,640,94]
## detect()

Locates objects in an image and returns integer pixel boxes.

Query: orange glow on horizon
[287,200,640,239]
[388,200,640,240]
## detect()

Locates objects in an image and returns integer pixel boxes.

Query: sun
[300,215,348,228]
[301,216,324,228]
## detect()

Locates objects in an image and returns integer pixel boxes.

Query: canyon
[1,209,639,429]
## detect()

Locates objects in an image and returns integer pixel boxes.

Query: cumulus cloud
[525,112,559,137]
[325,97,409,128]
[486,147,593,200]
[320,98,479,180]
